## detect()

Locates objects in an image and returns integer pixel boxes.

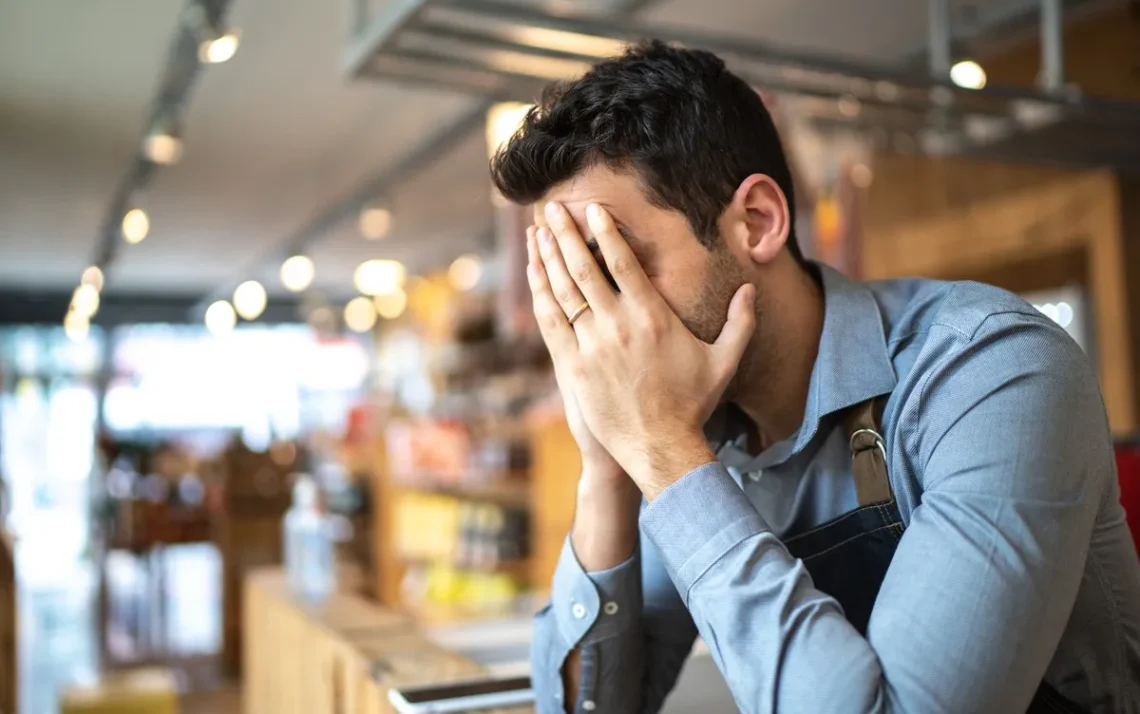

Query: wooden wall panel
[862,163,1137,435]
[981,4,1140,101]
[1118,177,1140,436]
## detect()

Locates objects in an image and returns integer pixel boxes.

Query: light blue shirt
[531,265,1140,713]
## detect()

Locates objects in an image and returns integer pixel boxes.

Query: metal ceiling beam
[88,0,236,294]
[0,290,304,327]
[1040,0,1066,92]
[928,0,952,79]
[344,0,432,78]
[191,0,666,324]
[343,0,1140,175]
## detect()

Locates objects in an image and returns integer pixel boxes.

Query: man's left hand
[527,202,756,499]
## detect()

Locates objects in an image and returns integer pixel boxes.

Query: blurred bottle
[284,474,335,603]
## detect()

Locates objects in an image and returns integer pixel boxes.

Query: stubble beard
[679,245,763,405]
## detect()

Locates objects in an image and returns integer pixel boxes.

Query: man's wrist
[572,470,641,572]
[628,430,717,501]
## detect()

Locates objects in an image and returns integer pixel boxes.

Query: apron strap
[844,398,892,506]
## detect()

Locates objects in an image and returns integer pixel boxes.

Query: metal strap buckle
[849,428,887,464]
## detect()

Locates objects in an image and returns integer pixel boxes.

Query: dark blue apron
[776,398,1089,714]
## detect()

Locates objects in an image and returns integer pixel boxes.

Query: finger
[526,224,538,264]
[584,203,657,302]
[526,228,579,355]
[536,225,593,324]
[543,202,616,310]
[713,283,757,371]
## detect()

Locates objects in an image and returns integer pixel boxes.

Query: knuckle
[640,312,665,340]
[611,321,632,347]
[555,288,578,306]
[533,304,559,330]
[610,257,634,278]
[569,262,593,285]
[542,312,564,332]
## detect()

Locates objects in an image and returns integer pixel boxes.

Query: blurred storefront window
[1022,286,1091,357]
[105,324,369,443]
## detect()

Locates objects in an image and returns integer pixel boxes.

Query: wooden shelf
[397,555,532,580]
[394,479,531,508]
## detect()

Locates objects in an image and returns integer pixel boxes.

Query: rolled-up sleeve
[639,314,1113,713]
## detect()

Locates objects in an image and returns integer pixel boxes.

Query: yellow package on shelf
[60,668,178,714]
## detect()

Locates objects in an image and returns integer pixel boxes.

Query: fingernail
[538,227,552,244]
[586,204,601,222]
[544,202,559,221]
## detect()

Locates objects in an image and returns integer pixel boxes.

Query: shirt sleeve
[639,314,1113,713]
[530,535,698,713]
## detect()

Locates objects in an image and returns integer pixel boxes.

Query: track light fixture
[183,3,241,65]
[142,112,183,165]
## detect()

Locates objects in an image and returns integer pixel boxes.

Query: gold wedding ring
[567,301,591,325]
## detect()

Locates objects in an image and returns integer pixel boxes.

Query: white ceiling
[0,0,1037,298]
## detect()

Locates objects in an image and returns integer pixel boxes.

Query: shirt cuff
[640,461,769,603]
[550,537,641,646]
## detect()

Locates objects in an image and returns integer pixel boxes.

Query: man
[490,41,1140,713]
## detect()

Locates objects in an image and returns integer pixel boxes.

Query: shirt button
[571,603,587,619]
[582,701,597,711]
[603,601,619,615]
[747,470,763,483]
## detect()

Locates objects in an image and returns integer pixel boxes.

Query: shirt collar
[709,263,897,468]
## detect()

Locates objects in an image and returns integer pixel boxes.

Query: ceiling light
[344,297,378,333]
[183,3,240,65]
[64,311,90,343]
[81,266,104,292]
[280,255,315,292]
[374,288,407,320]
[353,259,405,296]
[71,284,100,318]
[950,60,986,90]
[448,254,483,292]
[233,280,268,320]
[205,300,237,335]
[122,208,150,244]
[359,206,392,240]
[199,30,240,64]
[142,114,183,165]
[486,102,534,160]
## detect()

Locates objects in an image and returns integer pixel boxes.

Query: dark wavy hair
[489,39,801,262]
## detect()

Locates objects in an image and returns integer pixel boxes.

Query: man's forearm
[571,469,642,570]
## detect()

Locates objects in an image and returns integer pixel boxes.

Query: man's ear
[721,174,790,266]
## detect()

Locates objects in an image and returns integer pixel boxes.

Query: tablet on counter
[387,676,534,714]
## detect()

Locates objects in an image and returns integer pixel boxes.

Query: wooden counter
[242,568,530,714]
